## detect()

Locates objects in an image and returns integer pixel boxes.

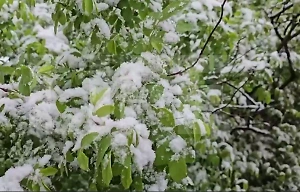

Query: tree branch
[167,0,227,76]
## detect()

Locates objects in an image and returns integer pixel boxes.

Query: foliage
[0,0,300,191]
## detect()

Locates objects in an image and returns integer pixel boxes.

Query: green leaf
[83,0,93,15]
[146,83,164,104]
[112,162,123,176]
[150,37,163,53]
[208,55,215,71]
[81,132,99,148]
[38,64,54,74]
[39,167,58,177]
[40,179,51,191]
[127,130,134,146]
[208,154,220,166]
[58,10,66,25]
[176,20,194,33]
[185,152,195,163]
[193,122,201,143]
[56,100,67,113]
[114,100,125,119]
[20,66,32,84]
[205,123,211,136]
[107,39,117,54]
[168,157,187,182]
[133,175,144,191]
[174,125,192,139]
[96,135,112,168]
[160,0,189,21]
[19,83,30,96]
[77,150,89,171]
[121,154,132,189]
[90,88,108,105]
[154,141,174,166]
[102,151,113,186]
[157,108,175,127]
[89,183,97,191]
[94,105,115,117]
[0,104,4,112]
[0,0,6,9]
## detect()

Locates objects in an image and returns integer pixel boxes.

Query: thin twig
[167,0,227,76]
[230,126,271,137]
[212,79,248,114]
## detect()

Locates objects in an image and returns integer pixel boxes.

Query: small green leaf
[96,135,112,168]
[121,154,132,189]
[40,179,51,191]
[157,108,175,127]
[160,0,189,21]
[205,123,211,136]
[83,0,93,15]
[81,132,99,148]
[208,154,220,166]
[168,157,187,182]
[38,64,54,74]
[208,55,215,71]
[32,183,40,191]
[176,20,194,33]
[174,125,192,139]
[154,141,173,166]
[146,83,164,104]
[39,167,58,177]
[89,183,97,191]
[20,65,32,84]
[19,83,30,96]
[114,100,125,119]
[193,122,201,143]
[0,104,5,112]
[107,39,117,54]
[102,151,113,186]
[58,10,66,25]
[90,88,108,105]
[112,162,123,176]
[56,100,67,113]
[0,0,6,9]
[94,105,115,117]
[150,37,163,53]
[133,175,144,191]
[77,150,89,171]
[127,130,134,146]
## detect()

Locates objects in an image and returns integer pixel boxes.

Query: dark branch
[212,79,249,114]
[167,0,227,76]
[230,126,271,137]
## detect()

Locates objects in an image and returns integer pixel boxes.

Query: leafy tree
[0,0,300,191]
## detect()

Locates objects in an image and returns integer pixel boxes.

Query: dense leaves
[0,0,300,191]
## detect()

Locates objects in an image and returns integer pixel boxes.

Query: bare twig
[212,79,248,114]
[230,126,271,137]
[0,87,10,93]
[167,0,227,76]
[218,81,256,105]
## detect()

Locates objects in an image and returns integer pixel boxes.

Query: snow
[112,133,128,147]
[169,136,187,153]
[34,25,69,53]
[112,61,157,95]
[163,32,180,44]
[207,89,221,97]
[92,18,111,39]
[147,172,168,191]
[38,155,52,166]
[0,164,33,191]
[131,137,155,171]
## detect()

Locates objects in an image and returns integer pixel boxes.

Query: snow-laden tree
[0,0,300,191]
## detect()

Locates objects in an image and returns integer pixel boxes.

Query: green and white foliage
[0,0,300,191]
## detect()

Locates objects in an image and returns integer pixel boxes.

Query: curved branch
[167,0,227,76]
